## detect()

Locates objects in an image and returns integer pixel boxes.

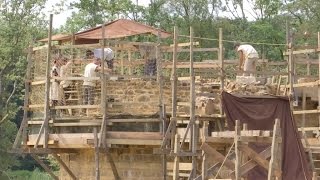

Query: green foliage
[0,0,48,173]
[1,168,54,180]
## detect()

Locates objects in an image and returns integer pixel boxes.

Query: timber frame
[11,14,320,180]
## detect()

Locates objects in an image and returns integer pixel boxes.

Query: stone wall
[105,79,190,116]
[59,146,163,180]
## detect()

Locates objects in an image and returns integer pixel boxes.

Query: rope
[178,34,286,46]
[213,142,235,179]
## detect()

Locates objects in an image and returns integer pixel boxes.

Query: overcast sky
[44,0,151,28]
[44,0,256,28]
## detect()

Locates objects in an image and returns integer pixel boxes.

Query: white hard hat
[93,48,114,61]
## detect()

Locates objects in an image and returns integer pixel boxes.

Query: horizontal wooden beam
[283,48,318,55]
[53,105,100,110]
[167,162,192,170]
[205,136,274,144]
[170,42,199,47]
[293,109,320,115]
[27,132,163,148]
[10,148,78,154]
[281,81,319,88]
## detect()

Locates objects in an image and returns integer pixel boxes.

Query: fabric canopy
[38,19,171,42]
[76,19,171,39]
[221,91,311,180]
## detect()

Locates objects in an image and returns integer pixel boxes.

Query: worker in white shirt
[234,43,259,76]
[82,48,113,115]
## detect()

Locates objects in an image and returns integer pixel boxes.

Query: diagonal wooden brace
[201,143,235,170]
[238,144,281,178]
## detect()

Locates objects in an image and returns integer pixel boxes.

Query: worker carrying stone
[93,47,115,71]
[234,43,259,76]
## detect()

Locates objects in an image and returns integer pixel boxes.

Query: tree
[0,0,48,175]
[61,0,144,33]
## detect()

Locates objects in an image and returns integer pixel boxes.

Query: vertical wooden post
[156,31,161,83]
[318,32,320,127]
[173,134,180,180]
[43,14,54,148]
[120,46,124,75]
[201,121,209,180]
[219,28,224,91]
[94,128,100,180]
[13,43,33,148]
[162,106,168,180]
[171,26,178,150]
[201,151,207,180]
[288,42,294,98]
[302,87,306,135]
[268,119,281,180]
[99,22,107,148]
[218,28,224,131]
[242,123,248,177]
[235,120,241,180]
[307,56,310,76]
[128,50,132,75]
[189,26,197,179]
[312,172,317,180]
[71,33,75,58]
[33,14,53,148]
[155,30,166,179]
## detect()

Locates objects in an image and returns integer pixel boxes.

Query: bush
[1,168,56,180]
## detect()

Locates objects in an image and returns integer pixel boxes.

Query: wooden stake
[171,26,178,150]
[94,128,100,180]
[288,42,294,98]
[201,151,207,180]
[242,123,248,180]
[13,43,33,149]
[120,46,124,75]
[268,119,281,180]
[189,26,197,179]
[235,120,241,180]
[312,172,317,180]
[173,134,180,180]
[219,28,224,91]
[99,22,107,148]
[128,50,132,75]
[302,88,306,135]
[318,32,320,127]
[34,14,53,148]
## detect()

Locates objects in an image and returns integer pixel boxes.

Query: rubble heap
[225,81,279,95]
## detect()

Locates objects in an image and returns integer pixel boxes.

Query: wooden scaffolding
[11,14,320,180]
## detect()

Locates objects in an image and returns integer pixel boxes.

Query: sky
[44,0,151,28]
[45,0,256,29]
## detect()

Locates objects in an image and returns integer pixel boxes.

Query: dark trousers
[83,85,95,105]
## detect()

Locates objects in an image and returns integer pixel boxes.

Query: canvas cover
[39,19,171,43]
[221,91,311,180]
